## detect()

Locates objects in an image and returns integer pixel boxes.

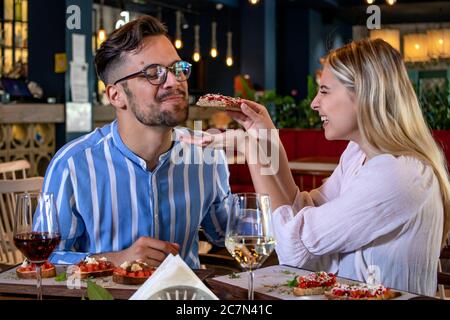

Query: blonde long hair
[326,38,450,246]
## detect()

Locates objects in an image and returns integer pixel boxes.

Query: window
[1,0,28,77]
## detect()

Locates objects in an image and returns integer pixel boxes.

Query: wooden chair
[0,160,30,180]
[0,177,44,266]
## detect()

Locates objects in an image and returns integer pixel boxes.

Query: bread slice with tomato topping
[196,93,242,109]
[16,260,56,279]
[71,256,115,279]
[112,260,155,285]
[293,271,337,296]
[324,283,401,300]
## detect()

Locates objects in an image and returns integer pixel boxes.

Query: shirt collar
[111,120,182,171]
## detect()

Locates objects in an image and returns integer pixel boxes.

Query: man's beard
[125,87,189,127]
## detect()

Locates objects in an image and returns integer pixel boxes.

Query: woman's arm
[246,129,298,210]
[180,100,300,209]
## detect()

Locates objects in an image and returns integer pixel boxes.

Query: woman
[183,39,449,296]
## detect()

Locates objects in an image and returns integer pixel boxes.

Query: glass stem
[247,270,254,300]
[36,264,43,300]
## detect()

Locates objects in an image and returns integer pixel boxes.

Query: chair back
[0,160,30,180]
[0,177,44,265]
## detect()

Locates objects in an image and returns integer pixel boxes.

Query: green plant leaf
[240,75,256,101]
[86,280,114,300]
[54,271,67,282]
[286,275,298,288]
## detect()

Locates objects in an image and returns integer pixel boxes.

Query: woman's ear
[105,84,127,110]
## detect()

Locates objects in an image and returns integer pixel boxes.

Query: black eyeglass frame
[112,60,192,86]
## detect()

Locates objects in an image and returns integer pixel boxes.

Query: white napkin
[129,254,218,300]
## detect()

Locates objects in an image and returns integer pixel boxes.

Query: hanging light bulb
[210,48,218,58]
[226,31,233,67]
[366,0,375,4]
[249,0,261,4]
[181,12,189,30]
[98,29,107,43]
[386,0,396,5]
[210,21,218,58]
[192,25,201,62]
[97,0,106,46]
[174,11,183,49]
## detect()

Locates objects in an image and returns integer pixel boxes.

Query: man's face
[116,35,189,127]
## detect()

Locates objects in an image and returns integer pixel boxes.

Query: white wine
[225,236,276,271]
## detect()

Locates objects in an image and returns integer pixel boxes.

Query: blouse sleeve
[273,154,436,268]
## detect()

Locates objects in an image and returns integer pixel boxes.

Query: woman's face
[311,64,359,142]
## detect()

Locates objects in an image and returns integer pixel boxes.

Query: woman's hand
[227,99,276,134]
[179,99,277,152]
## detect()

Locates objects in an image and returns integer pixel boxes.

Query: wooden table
[206,265,435,300]
[0,264,214,300]
[0,264,438,300]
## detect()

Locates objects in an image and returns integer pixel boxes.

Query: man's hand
[92,237,180,267]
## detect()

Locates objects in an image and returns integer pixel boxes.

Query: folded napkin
[129,254,218,300]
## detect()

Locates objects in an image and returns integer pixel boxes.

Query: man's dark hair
[94,15,168,84]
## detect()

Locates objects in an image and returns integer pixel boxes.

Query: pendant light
[174,11,183,49]
[193,25,201,62]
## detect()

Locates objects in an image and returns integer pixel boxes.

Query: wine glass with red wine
[13,193,60,300]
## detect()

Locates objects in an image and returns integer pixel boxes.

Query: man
[44,15,230,268]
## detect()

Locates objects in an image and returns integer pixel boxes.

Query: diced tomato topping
[79,265,87,272]
[114,268,127,276]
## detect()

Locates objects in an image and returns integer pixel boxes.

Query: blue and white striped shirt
[44,120,230,268]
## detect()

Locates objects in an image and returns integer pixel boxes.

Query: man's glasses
[113,60,192,86]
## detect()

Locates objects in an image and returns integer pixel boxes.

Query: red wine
[14,232,61,264]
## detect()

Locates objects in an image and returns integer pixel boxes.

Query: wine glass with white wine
[225,193,276,300]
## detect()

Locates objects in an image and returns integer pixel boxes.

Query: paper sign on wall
[72,33,86,63]
[70,61,89,102]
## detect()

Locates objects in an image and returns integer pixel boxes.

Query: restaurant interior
[0,0,450,301]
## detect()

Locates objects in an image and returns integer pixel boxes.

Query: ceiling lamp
[210,21,218,58]
[192,25,201,62]
[366,0,375,4]
[427,28,450,59]
[445,29,450,58]
[404,33,429,62]
[249,0,261,4]
[369,29,400,52]
[174,11,183,49]
[97,0,106,46]
[226,31,233,67]
[386,0,396,5]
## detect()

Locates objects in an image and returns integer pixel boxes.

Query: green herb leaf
[228,272,241,279]
[286,275,298,288]
[86,280,114,300]
[54,272,67,282]
[280,270,296,275]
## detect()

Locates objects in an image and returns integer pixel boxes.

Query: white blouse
[273,142,443,296]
